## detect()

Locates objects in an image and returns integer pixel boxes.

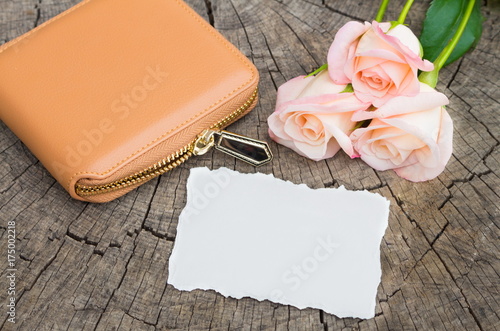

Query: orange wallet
[0,0,271,203]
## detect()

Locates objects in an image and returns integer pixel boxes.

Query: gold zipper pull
[192,129,273,166]
[192,129,216,156]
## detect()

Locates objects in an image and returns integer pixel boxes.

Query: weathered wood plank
[0,0,498,330]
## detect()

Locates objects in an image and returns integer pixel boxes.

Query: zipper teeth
[75,87,258,197]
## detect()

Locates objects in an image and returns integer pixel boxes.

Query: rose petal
[353,65,392,98]
[276,75,316,107]
[378,22,392,33]
[297,70,346,98]
[436,109,454,166]
[284,114,312,143]
[371,21,434,72]
[284,93,371,114]
[320,112,357,156]
[359,147,400,170]
[351,83,450,121]
[355,56,387,71]
[386,132,426,151]
[393,68,419,96]
[276,70,346,110]
[394,108,453,181]
[301,114,325,141]
[294,136,337,161]
[328,21,371,83]
[351,124,402,170]
[381,106,444,140]
[365,125,405,143]
[268,112,291,140]
[269,130,306,154]
[357,48,407,63]
[377,61,410,89]
[356,28,400,55]
[386,24,421,56]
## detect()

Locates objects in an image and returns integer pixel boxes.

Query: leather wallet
[0,0,271,203]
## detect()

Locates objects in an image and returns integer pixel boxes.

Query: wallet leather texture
[0,0,259,202]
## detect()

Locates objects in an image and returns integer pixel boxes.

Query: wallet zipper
[75,87,272,197]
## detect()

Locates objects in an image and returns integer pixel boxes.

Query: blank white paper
[168,167,390,319]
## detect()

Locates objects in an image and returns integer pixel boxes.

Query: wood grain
[0,0,498,330]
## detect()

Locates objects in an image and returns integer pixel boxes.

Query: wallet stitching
[63,0,257,190]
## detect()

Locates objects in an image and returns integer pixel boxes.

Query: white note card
[168,167,390,319]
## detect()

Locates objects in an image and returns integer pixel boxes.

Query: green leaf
[350,120,370,131]
[420,0,484,67]
[341,84,354,93]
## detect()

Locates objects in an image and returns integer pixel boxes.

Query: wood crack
[137,177,176,241]
[141,224,176,242]
[123,311,157,327]
[280,17,320,67]
[0,237,66,330]
[203,0,215,26]
[6,160,39,184]
[446,58,464,89]
[64,205,108,255]
[382,177,486,330]
[34,0,43,28]
[364,182,388,191]
[93,237,138,330]
[438,143,499,210]
[66,229,99,247]
[450,91,499,145]
[261,32,280,75]
[319,310,328,331]
[228,0,253,52]
[323,3,367,22]
[379,288,402,303]
[272,5,320,36]
[402,219,448,282]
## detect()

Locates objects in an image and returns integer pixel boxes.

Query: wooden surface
[1,0,499,330]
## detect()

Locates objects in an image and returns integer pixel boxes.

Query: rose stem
[419,0,476,87]
[434,0,476,71]
[397,0,415,24]
[375,0,391,22]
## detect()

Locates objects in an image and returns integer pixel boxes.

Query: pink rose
[268,71,370,161]
[328,21,434,107]
[350,83,453,182]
